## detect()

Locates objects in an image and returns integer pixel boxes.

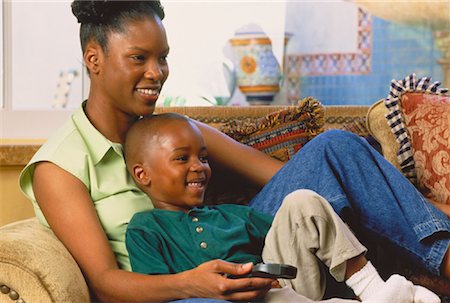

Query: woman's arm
[33,162,274,302]
[193,120,284,187]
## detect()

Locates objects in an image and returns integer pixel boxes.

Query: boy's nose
[190,160,206,172]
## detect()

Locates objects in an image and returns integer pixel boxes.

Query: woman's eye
[131,55,145,62]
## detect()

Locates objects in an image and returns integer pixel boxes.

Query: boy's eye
[175,155,188,161]
[200,155,209,163]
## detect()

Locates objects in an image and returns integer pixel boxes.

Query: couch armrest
[366,99,401,171]
[0,218,90,303]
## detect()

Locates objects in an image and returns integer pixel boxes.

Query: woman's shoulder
[26,114,91,170]
[35,117,89,162]
[19,106,104,197]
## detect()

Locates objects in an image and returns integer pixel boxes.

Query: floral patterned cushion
[400,92,450,204]
[384,74,450,204]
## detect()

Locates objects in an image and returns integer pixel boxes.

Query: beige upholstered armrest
[366,99,401,171]
[0,218,90,303]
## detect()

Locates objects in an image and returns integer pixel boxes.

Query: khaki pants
[262,189,367,302]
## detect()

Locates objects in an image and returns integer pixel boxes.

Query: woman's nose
[144,61,163,81]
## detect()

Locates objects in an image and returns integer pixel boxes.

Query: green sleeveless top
[19,103,152,270]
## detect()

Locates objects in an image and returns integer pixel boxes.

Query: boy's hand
[179,259,278,301]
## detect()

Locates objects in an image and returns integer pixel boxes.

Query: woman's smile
[136,87,161,103]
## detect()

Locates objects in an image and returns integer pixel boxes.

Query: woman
[19,1,449,302]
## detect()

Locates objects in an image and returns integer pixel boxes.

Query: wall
[298,17,442,105]
[9,1,84,110]
[0,166,34,226]
[1,1,288,139]
[0,143,41,226]
[2,1,445,113]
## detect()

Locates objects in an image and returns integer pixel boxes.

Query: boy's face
[139,121,211,212]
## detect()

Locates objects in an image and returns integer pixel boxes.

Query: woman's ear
[133,164,151,187]
[84,44,101,75]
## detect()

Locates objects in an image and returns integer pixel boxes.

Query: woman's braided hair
[71,0,165,53]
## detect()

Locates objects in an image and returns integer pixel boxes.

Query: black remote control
[227,263,297,279]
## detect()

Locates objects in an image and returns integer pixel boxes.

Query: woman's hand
[179,260,278,301]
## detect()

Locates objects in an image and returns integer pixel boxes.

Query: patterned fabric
[384,73,450,204]
[340,118,370,137]
[400,93,450,205]
[384,74,449,183]
[219,97,325,162]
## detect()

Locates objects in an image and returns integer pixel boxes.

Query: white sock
[345,261,441,303]
[345,261,384,301]
[363,274,414,303]
[413,285,441,303]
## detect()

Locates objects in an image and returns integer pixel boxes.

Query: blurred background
[1,0,449,138]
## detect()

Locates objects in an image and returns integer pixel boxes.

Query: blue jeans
[249,129,450,275]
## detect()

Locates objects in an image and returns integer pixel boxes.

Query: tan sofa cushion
[0,218,90,303]
[365,99,401,171]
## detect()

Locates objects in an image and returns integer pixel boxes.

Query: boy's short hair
[124,113,190,172]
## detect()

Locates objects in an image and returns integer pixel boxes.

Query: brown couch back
[156,106,369,131]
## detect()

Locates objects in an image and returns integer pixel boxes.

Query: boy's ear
[84,44,102,75]
[132,164,151,186]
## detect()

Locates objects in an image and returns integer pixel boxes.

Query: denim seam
[425,237,450,276]
[363,219,448,274]
[329,195,448,273]
[413,219,450,241]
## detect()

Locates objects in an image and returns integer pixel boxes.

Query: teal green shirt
[126,204,273,275]
[19,103,152,270]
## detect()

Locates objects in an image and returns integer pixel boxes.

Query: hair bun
[71,1,165,24]
[71,0,107,24]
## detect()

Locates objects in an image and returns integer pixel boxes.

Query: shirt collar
[72,101,122,165]
[154,206,208,219]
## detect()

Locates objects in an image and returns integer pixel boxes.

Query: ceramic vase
[230,29,289,105]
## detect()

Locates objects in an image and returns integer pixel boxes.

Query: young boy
[124,113,440,303]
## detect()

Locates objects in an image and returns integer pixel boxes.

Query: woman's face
[95,15,169,117]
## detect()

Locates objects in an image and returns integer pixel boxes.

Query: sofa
[0,103,449,303]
